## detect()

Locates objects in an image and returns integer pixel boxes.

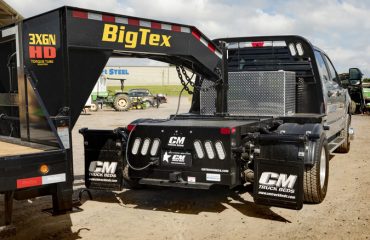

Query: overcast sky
[6,0,370,76]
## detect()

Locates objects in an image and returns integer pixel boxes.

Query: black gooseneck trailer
[0,6,352,232]
[0,6,224,231]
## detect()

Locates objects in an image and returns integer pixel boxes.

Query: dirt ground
[1,96,370,240]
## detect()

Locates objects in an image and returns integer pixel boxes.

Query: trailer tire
[113,94,130,111]
[304,135,329,204]
[335,114,350,153]
[122,165,142,189]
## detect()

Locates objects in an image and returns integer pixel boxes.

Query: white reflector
[227,42,239,49]
[296,42,304,56]
[150,138,160,156]
[194,140,205,159]
[289,43,297,56]
[272,41,287,47]
[204,141,215,159]
[131,138,141,155]
[214,141,226,160]
[141,138,151,155]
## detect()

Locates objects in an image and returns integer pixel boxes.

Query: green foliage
[107,85,190,96]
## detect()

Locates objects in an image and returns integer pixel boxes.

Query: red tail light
[127,124,136,131]
[252,41,264,47]
[220,127,236,135]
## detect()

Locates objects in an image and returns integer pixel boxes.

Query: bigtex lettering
[102,24,171,48]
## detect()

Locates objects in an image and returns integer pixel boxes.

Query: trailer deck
[0,141,44,157]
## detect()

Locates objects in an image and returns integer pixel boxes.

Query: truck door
[314,51,337,138]
[323,54,346,129]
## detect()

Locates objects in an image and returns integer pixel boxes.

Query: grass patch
[107,85,190,96]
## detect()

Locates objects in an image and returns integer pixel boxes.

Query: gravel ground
[1,96,370,240]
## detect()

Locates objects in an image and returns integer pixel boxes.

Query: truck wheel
[113,94,130,111]
[304,135,329,203]
[335,114,351,153]
[122,165,142,189]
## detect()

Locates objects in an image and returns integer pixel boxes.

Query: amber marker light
[39,164,49,174]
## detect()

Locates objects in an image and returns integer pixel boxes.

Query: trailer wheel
[304,135,329,203]
[335,114,351,153]
[122,165,142,189]
[113,94,130,111]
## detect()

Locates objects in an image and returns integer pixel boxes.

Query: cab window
[314,51,330,82]
[323,55,339,83]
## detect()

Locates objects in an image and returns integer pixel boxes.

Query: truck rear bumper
[139,178,213,189]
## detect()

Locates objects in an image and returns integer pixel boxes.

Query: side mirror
[349,68,363,81]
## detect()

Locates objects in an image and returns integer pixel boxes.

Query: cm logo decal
[168,136,185,147]
[259,172,297,189]
[89,161,117,174]
[102,24,171,49]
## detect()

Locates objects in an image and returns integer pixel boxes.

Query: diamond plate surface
[200,71,296,116]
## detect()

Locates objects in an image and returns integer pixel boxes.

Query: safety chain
[175,65,222,95]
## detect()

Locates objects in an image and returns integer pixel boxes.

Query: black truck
[0,6,353,231]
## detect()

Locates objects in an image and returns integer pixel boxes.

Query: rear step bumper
[139,178,213,189]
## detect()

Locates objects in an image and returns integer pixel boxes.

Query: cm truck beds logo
[89,161,118,178]
[168,136,185,147]
[28,33,56,66]
[259,172,297,194]
[102,24,172,49]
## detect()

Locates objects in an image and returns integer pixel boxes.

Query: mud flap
[253,136,305,210]
[79,128,125,191]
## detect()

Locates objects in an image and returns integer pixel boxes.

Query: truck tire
[304,135,329,203]
[335,114,350,153]
[113,94,130,111]
[122,165,142,189]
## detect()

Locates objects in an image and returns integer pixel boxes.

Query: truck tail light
[127,124,136,131]
[141,138,151,155]
[204,141,215,159]
[150,139,161,156]
[193,140,205,159]
[131,138,141,155]
[220,127,236,135]
[214,141,226,160]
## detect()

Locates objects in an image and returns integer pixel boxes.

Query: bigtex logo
[102,24,172,48]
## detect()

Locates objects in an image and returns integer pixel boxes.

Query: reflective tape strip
[17,176,42,189]
[71,10,222,58]
[42,173,66,185]
[17,173,66,189]
[1,26,16,38]
[88,12,102,21]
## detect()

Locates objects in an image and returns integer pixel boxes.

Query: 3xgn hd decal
[28,33,57,66]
